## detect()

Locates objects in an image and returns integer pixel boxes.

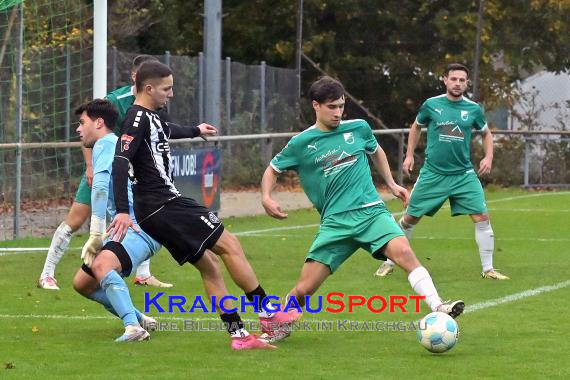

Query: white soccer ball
[417,312,459,353]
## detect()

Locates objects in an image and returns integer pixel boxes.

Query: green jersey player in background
[38,55,173,289]
[375,63,509,280]
[260,76,464,343]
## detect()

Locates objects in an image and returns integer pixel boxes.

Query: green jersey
[416,94,487,175]
[271,119,383,219]
[105,85,135,135]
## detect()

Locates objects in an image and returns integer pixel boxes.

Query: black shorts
[80,241,133,278]
[138,197,224,265]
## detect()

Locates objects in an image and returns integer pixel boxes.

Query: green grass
[1,189,569,379]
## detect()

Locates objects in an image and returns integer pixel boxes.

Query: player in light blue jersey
[375,63,509,280]
[71,99,162,342]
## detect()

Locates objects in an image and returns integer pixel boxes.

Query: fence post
[13,3,23,239]
[225,56,232,158]
[523,136,529,187]
[111,46,117,90]
[64,43,71,194]
[260,61,271,164]
[164,50,171,114]
[398,130,404,185]
[198,52,204,123]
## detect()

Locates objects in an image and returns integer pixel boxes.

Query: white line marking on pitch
[2,191,569,254]
[1,279,569,323]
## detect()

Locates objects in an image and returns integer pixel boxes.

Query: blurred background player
[375,63,509,280]
[261,76,464,342]
[71,98,161,341]
[38,55,173,289]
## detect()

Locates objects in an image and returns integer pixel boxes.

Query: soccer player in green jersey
[261,76,464,342]
[375,63,509,280]
[38,55,173,289]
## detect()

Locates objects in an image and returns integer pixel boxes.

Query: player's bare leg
[375,214,421,277]
[193,250,276,350]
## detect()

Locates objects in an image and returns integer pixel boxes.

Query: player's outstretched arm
[370,146,410,207]
[261,166,288,219]
[478,128,494,176]
[167,122,217,140]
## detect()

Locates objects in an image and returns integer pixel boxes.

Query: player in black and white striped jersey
[109,61,298,350]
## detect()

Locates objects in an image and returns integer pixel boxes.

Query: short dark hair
[445,63,470,78]
[135,61,173,93]
[132,54,159,72]
[75,99,118,130]
[308,76,345,103]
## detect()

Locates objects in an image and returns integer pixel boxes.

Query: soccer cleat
[260,309,303,333]
[134,275,173,288]
[115,325,150,342]
[374,261,395,277]
[38,276,60,290]
[140,314,157,332]
[482,269,510,280]
[436,300,465,319]
[231,334,277,350]
[259,328,292,344]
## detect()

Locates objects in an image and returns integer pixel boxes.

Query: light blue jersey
[91,133,161,274]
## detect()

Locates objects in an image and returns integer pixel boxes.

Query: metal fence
[1,129,568,240]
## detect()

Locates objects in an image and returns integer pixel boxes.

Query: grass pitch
[1,189,569,379]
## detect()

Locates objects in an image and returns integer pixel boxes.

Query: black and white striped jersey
[113,104,200,220]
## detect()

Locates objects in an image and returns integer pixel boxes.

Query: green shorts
[306,204,404,273]
[407,167,487,217]
[74,174,92,206]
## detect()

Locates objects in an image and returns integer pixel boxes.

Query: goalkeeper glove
[81,215,106,267]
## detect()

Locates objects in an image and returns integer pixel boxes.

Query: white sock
[408,266,442,312]
[230,328,250,338]
[135,259,151,279]
[41,222,73,278]
[475,220,494,272]
[398,216,416,241]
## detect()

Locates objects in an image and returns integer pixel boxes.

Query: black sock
[220,311,244,336]
[245,284,268,313]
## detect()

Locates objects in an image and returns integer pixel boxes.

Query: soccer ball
[417,312,459,353]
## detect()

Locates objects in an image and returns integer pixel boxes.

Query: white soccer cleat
[140,314,158,332]
[482,269,510,280]
[115,325,150,342]
[374,261,394,277]
[38,276,60,290]
[134,275,173,288]
[436,300,465,319]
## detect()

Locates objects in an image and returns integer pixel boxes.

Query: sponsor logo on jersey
[121,134,134,152]
[155,141,170,153]
[437,122,464,142]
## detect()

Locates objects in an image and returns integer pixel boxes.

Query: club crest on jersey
[121,134,134,152]
[461,110,469,121]
[208,212,220,224]
[343,132,355,144]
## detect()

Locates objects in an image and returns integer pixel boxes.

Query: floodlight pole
[93,0,107,98]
